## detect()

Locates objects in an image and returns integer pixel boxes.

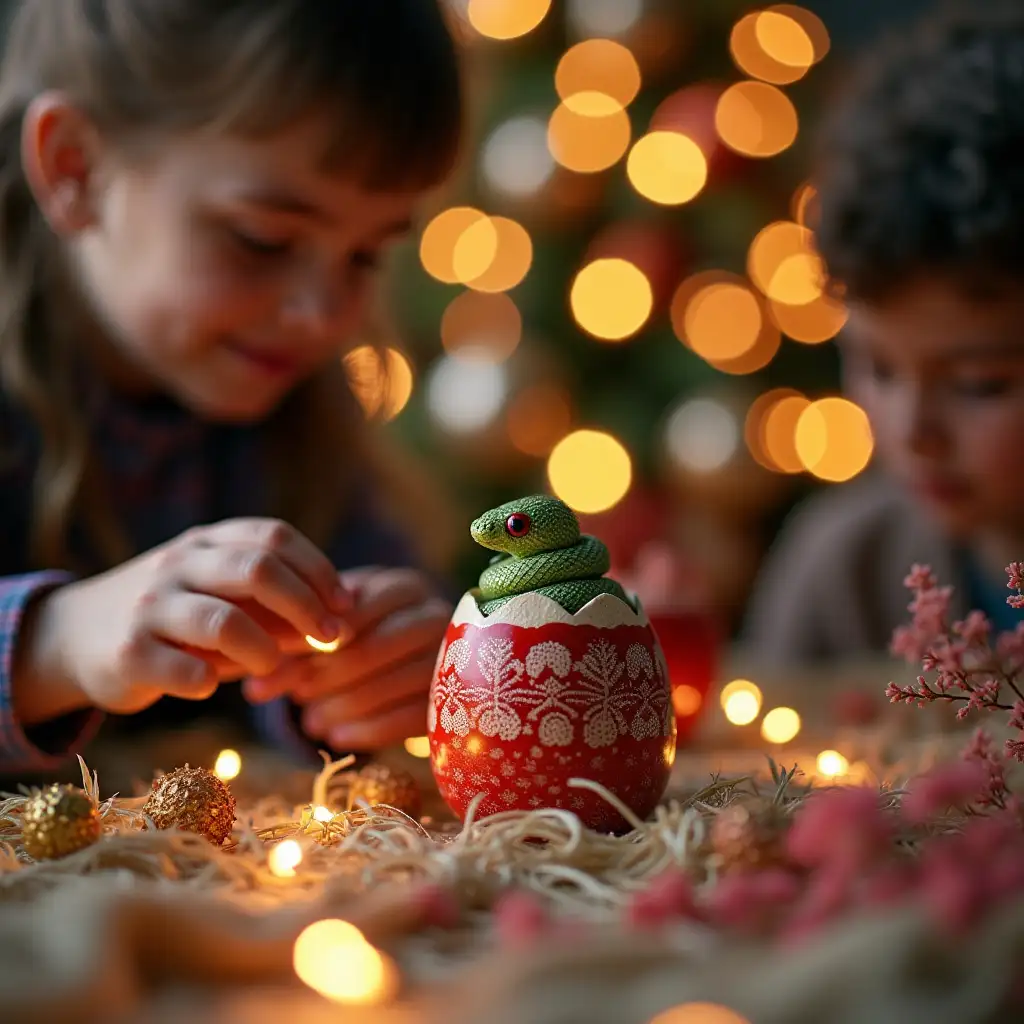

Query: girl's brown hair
[0,0,462,569]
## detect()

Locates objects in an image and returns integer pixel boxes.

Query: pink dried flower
[902,761,990,824]
[862,863,917,907]
[1005,737,1024,763]
[625,870,697,930]
[786,787,892,871]
[704,870,800,934]
[920,846,986,933]
[1007,562,1024,599]
[416,884,462,929]
[996,623,1024,668]
[494,891,549,946]
[954,611,991,648]
[905,564,937,591]
[963,729,1011,809]
[1009,702,1024,732]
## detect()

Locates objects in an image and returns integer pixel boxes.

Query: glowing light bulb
[548,430,632,513]
[672,685,703,717]
[650,1002,751,1024]
[720,679,763,726]
[664,398,739,474]
[426,353,508,434]
[312,805,334,823]
[570,258,653,341]
[293,919,397,1005]
[404,736,431,759]
[816,750,849,778]
[627,131,707,206]
[760,707,801,744]
[269,839,303,878]
[306,635,342,653]
[213,749,241,781]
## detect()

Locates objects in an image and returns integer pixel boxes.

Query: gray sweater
[742,474,968,667]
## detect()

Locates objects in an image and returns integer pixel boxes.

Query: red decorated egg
[429,590,677,833]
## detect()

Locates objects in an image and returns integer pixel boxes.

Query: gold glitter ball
[143,764,236,846]
[21,784,101,861]
[708,800,790,874]
[333,764,421,819]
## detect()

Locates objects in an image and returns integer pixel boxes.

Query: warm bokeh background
[354,0,937,636]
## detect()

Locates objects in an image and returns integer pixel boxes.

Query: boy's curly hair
[815,0,1024,303]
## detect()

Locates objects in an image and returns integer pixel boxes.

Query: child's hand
[242,567,452,750]
[35,519,347,715]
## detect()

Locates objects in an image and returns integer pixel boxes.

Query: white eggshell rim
[450,589,650,629]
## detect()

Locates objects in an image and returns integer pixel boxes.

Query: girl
[0,0,462,775]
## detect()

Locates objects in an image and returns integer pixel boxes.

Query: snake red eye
[506,512,531,537]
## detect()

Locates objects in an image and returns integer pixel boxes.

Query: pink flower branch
[888,563,1024,767]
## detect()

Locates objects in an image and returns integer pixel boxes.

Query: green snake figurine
[470,495,631,615]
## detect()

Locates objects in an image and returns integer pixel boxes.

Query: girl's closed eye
[230,226,293,258]
[950,375,1014,399]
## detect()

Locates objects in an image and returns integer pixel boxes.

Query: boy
[744,0,1024,664]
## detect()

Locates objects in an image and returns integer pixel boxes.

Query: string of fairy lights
[343,0,874,517]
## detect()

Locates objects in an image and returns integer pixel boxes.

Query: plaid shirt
[0,388,420,776]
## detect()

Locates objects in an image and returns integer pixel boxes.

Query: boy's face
[28,104,422,422]
[842,279,1024,541]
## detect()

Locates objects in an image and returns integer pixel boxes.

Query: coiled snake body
[470,495,630,616]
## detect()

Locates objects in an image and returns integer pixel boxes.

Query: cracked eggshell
[428,590,676,833]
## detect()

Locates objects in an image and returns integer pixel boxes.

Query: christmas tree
[367,0,863,618]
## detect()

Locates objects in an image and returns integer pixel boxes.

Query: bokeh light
[715,81,798,158]
[627,132,708,205]
[769,292,848,344]
[426,353,508,434]
[482,116,556,199]
[464,216,534,293]
[683,281,762,362]
[404,737,431,758]
[557,39,642,113]
[673,685,704,718]
[649,1003,750,1024]
[548,102,632,173]
[548,430,632,513]
[293,919,397,1006]
[467,0,552,40]
[571,258,654,341]
[451,215,498,285]
[420,207,488,284]
[566,0,645,39]
[730,11,812,85]
[757,11,816,66]
[670,272,781,376]
[664,398,740,473]
[760,707,802,744]
[816,750,850,778]
[441,291,522,362]
[770,4,831,63]
[268,839,302,878]
[747,221,825,305]
[795,398,874,482]
[791,181,819,228]
[744,389,809,473]
[343,347,414,422]
[720,679,763,726]
[507,382,573,457]
[213,749,241,782]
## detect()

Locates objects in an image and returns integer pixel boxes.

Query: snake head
[470,495,580,557]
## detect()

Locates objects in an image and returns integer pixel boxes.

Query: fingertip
[332,581,355,614]
[243,675,287,704]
